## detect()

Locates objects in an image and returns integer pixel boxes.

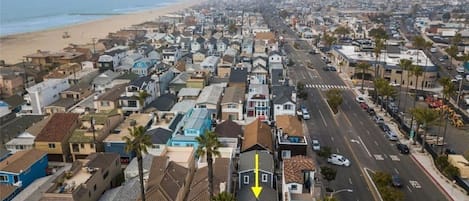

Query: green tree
[323,32,337,48]
[374,78,389,110]
[357,62,372,90]
[438,77,457,153]
[379,186,405,201]
[374,38,385,81]
[320,166,337,183]
[318,146,332,159]
[380,84,397,113]
[123,125,152,201]
[136,90,150,111]
[452,33,462,46]
[196,131,222,200]
[372,171,391,187]
[410,107,439,151]
[334,26,350,38]
[397,59,413,111]
[212,192,235,201]
[368,27,388,39]
[411,65,424,96]
[446,45,458,68]
[326,89,343,114]
[442,12,451,22]
[227,23,237,34]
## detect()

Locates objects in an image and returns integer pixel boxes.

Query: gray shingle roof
[272,85,295,104]
[229,67,248,83]
[147,127,173,144]
[236,185,278,201]
[238,150,274,173]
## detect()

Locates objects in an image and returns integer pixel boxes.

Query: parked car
[312,139,320,151]
[385,130,399,141]
[356,96,366,103]
[379,123,391,132]
[360,102,369,110]
[373,115,384,124]
[322,66,337,71]
[367,108,376,116]
[301,107,311,120]
[396,143,410,154]
[327,154,351,167]
[392,174,402,187]
[389,82,400,87]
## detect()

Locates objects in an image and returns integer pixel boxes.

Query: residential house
[205,37,218,55]
[98,177,140,201]
[254,32,277,53]
[162,47,181,65]
[34,113,79,162]
[221,87,245,121]
[218,54,236,78]
[92,70,121,93]
[192,51,206,64]
[196,85,224,119]
[144,94,177,113]
[252,57,267,69]
[124,154,155,181]
[228,67,248,89]
[268,51,283,66]
[94,84,126,113]
[146,127,173,156]
[119,76,157,113]
[238,150,274,189]
[269,63,283,75]
[200,56,220,75]
[118,53,143,72]
[144,157,192,201]
[186,71,209,89]
[131,58,154,76]
[246,84,270,121]
[276,115,307,160]
[0,149,48,200]
[5,132,36,154]
[250,65,268,84]
[169,72,190,94]
[97,47,128,71]
[103,113,153,164]
[0,73,24,98]
[271,68,286,86]
[170,100,196,114]
[241,38,254,57]
[152,65,175,96]
[24,50,86,68]
[242,119,273,153]
[60,81,94,102]
[44,98,76,115]
[177,88,201,101]
[21,78,70,115]
[216,38,230,54]
[214,120,243,153]
[282,155,316,201]
[191,37,205,53]
[170,108,212,147]
[39,153,121,201]
[237,184,278,201]
[0,101,10,118]
[69,110,123,161]
[272,86,296,120]
[186,158,232,201]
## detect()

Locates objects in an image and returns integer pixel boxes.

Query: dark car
[367,108,376,116]
[396,143,410,154]
[322,66,337,71]
[378,123,391,132]
[392,175,402,187]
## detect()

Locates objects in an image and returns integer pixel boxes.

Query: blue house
[131,58,155,76]
[170,108,212,147]
[0,149,48,201]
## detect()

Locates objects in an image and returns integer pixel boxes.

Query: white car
[389,82,400,87]
[301,108,311,120]
[327,154,351,167]
[385,130,399,141]
[356,96,366,103]
[312,140,320,151]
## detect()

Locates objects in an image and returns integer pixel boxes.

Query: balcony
[278,135,307,145]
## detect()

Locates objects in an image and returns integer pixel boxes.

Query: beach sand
[0,0,206,64]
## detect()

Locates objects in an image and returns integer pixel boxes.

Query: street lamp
[329,188,353,198]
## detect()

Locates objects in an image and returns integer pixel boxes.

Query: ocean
[0,0,180,36]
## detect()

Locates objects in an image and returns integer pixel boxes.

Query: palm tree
[374,78,389,110]
[409,65,424,132]
[212,192,236,201]
[136,90,150,111]
[356,62,371,90]
[334,25,350,39]
[438,77,457,154]
[410,107,439,152]
[446,45,458,69]
[123,125,152,201]
[373,38,385,104]
[196,131,222,200]
[397,59,412,111]
[380,84,397,114]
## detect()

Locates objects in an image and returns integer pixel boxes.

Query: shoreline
[0,0,206,64]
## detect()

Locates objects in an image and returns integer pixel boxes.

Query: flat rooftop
[104,113,153,142]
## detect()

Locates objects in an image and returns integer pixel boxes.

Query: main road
[262,5,450,201]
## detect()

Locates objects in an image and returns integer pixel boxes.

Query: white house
[162,47,181,65]
[97,46,128,71]
[92,70,122,93]
[250,65,268,84]
[119,76,157,113]
[200,56,220,75]
[246,84,270,121]
[282,155,316,201]
[252,57,267,68]
[21,78,70,115]
[196,85,224,119]
[272,86,296,121]
[5,132,36,154]
[268,51,283,65]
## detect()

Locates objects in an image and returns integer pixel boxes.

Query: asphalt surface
[263,5,450,201]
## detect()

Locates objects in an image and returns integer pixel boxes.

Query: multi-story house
[169,72,190,94]
[94,84,126,113]
[200,56,220,75]
[34,113,80,162]
[242,119,273,153]
[0,149,48,200]
[250,65,268,84]
[69,110,123,161]
[191,37,205,53]
[196,85,224,119]
[97,46,128,71]
[177,87,201,101]
[21,78,70,115]
[0,74,24,98]
[170,108,212,147]
[131,58,154,76]
[252,57,267,69]
[241,38,254,57]
[103,113,153,164]
[238,150,274,189]
[192,51,206,64]
[276,115,307,159]
[246,84,270,121]
[40,153,121,201]
[228,67,248,89]
[119,76,157,113]
[282,155,316,201]
[186,71,209,89]
[187,158,232,201]
[4,132,36,154]
[91,70,122,93]
[254,32,277,54]
[162,47,181,65]
[221,87,245,121]
[268,51,283,66]
[272,86,296,120]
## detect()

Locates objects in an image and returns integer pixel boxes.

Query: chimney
[292,90,297,103]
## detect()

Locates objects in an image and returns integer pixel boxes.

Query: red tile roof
[283,155,316,183]
[35,113,79,142]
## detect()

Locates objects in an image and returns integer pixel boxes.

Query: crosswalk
[304,84,349,89]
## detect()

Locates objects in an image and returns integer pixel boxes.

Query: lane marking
[374,141,379,146]
[409,180,421,188]
[349,177,353,185]
[394,168,399,174]
[318,110,328,127]
[336,148,340,153]
[373,154,384,160]
[331,136,334,141]
[358,136,372,157]
[390,155,400,161]
[407,185,413,192]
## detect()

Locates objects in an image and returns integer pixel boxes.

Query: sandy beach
[0,0,205,64]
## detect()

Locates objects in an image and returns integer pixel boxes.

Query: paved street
[264,5,451,200]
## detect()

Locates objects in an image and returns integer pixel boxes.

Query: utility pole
[91,117,97,152]
[92,38,97,55]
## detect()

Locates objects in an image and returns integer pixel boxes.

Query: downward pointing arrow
[251,153,263,198]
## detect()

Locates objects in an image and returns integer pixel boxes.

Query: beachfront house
[21,78,70,115]
[119,76,157,113]
[162,47,181,65]
[97,46,128,71]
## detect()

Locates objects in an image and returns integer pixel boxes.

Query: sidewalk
[352,85,469,201]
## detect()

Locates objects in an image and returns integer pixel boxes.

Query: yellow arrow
[251,153,263,198]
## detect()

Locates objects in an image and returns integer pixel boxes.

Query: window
[72,144,79,152]
[101,101,109,107]
[103,171,109,180]
[262,174,268,182]
[243,176,249,184]
[0,176,7,182]
[227,104,237,109]
[94,184,97,191]
[90,143,95,149]
[281,150,291,159]
[128,100,137,108]
[80,144,85,149]
[291,184,298,190]
[15,145,24,150]
[283,104,293,110]
[48,143,56,149]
